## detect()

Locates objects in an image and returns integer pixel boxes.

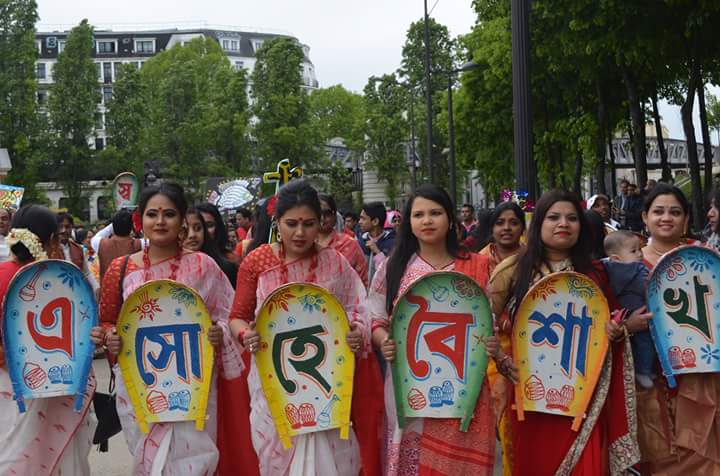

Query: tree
[309,85,364,150]
[0,0,46,202]
[400,17,457,186]
[47,19,98,215]
[363,74,410,204]
[134,37,250,197]
[251,37,319,172]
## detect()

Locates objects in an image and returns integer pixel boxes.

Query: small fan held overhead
[207,178,261,211]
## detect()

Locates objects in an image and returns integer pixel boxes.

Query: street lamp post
[511,0,535,199]
[446,62,479,205]
[423,0,435,183]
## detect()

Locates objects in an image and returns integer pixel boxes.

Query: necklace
[143,245,183,282]
[647,240,677,259]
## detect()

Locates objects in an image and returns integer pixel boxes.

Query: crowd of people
[0,177,718,475]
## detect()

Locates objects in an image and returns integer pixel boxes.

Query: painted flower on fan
[133,291,162,321]
[57,269,82,290]
[567,277,594,299]
[700,344,720,364]
[530,279,557,301]
[300,293,325,313]
[687,251,713,273]
[169,285,197,308]
[452,277,482,298]
[267,289,295,313]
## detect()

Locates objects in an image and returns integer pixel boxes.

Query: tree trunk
[608,130,617,197]
[573,149,583,195]
[698,82,714,201]
[622,65,648,188]
[682,61,705,232]
[596,81,608,195]
[651,88,672,182]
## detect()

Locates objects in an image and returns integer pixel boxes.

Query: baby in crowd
[602,231,655,388]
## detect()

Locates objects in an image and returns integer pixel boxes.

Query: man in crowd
[98,209,141,280]
[235,207,252,241]
[359,202,396,282]
[624,183,645,232]
[0,208,11,262]
[587,194,621,230]
[613,178,630,227]
[343,212,361,240]
[53,213,99,291]
[460,203,478,234]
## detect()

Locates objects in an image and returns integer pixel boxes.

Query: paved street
[88,359,133,476]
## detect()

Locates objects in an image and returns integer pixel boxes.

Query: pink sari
[369,254,496,476]
[232,244,371,476]
[100,252,243,476]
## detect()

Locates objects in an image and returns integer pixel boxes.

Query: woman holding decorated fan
[635,183,720,474]
[0,205,96,475]
[368,184,496,476]
[486,189,643,475]
[89,183,249,476]
[229,179,382,476]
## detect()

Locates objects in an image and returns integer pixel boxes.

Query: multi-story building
[36,25,318,152]
[34,25,318,220]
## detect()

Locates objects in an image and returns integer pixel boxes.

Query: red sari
[325,230,369,287]
[490,258,639,475]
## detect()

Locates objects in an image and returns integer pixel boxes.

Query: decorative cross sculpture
[263,159,303,194]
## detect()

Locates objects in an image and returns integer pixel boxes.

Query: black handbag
[92,254,129,452]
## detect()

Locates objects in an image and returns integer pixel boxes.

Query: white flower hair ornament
[6,228,48,261]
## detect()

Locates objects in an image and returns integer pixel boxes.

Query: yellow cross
[263,159,303,194]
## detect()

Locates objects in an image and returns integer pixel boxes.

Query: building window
[135,39,155,54]
[113,62,122,79]
[95,62,102,81]
[103,62,112,83]
[36,63,46,80]
[103,87,113,104]
[36,40,41,54]
[233,61,244,71]
[37,90,47,105]
[58,40,65,53]
[252,39,264,52]
[97,40,117,54]
[95,137,105,151]
[221,39,240,52]
[95,113,104,130]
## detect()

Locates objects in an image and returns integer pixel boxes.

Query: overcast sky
[36,0,713,143]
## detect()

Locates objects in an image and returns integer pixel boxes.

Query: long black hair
[713,188,720,235]
[510,189,593,314]
[585,210,607,259]
[195,203,231,253]
[186,207,238,288]
[385,184,465,314]
[467,208,493,252]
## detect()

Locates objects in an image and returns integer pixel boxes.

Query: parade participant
[0,205,95,475]
[636,183,720,474]
[487,189,641,475]
[235,207,252,241]
[230,180,382,476]
[98,210,141,281]
[705,189,720,248]
[90,183,248,476]
[195,203,238,264]
[52,213,99,291]
[237,197,273,260]
[369,184,496,476]
[478,202,525,274]
[359,202,396,282]
[185,207,238,288]
[343,211,362,240]
[317,193,368,286]
[587,194,620,230]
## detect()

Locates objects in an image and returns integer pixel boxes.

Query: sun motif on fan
[567,276,594,299]
[529,278,557,301]
[132,290,162,321]
[267,289,296,313]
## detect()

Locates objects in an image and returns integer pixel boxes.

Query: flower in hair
[266,195,278,218]
[6,228,48,261]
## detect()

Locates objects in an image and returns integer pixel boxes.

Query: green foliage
[47,19,98,215]
[363,74,410,203]
[324,161,355,211]
[309,85,364,152]
[0,0,46,202]
[251,37,319,172]
[106,37,250,200]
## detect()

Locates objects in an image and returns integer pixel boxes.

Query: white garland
[6,228,48,261]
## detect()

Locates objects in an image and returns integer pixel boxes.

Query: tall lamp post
[423,0,435,183]
[446,62,480,205]
[511,0,535,199]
